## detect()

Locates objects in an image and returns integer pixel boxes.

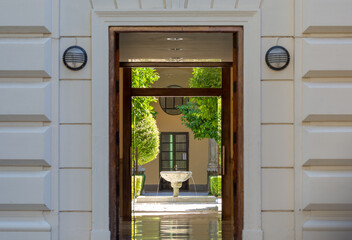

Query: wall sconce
[265,46,290,71]
[63,46,87,71]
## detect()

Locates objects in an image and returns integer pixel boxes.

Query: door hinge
[116,132,119,145]
[115,81,119,93]
[233,82,237,93]
[233,132,237,144]
[234,181,237,197]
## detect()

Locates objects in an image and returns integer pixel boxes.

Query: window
[159,85,188,115]
[159,132,189,190]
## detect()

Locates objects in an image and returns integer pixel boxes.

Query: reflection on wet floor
[119,212,234,239]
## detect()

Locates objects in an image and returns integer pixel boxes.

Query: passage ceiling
[119,33,233,62]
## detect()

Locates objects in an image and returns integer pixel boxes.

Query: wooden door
[109,27,243,240]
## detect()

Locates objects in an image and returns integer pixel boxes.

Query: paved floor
[118,192,232,239]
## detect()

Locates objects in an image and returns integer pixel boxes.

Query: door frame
[110,27,242,238]
[92,10,262,240]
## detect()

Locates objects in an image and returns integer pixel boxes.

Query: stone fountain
[160,171,192,197]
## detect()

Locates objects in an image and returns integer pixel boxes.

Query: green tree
[132,68,160,121]
[177,68,222,144]
[131,68,160,166]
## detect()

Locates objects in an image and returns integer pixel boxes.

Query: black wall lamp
[63,46,87,71]
[265,46,290,71]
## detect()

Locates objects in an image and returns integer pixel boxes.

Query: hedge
[209,175,222,197]
[131,175,144,199]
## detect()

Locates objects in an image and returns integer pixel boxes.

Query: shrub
[132,113,160,166]
[131,175,144,199]
[209,176,222,197]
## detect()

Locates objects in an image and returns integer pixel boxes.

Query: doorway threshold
[133,196,222,213]
[135,195,217,203]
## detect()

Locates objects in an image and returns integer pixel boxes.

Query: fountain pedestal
[160,171,192,197]
[171,182,182,197]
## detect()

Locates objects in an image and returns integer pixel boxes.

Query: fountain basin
[160,171,192,197]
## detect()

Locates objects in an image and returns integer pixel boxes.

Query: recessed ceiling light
[166,73,174,78]
[168,48,183,51]
[166,37,183,41]
[169,57,183,62]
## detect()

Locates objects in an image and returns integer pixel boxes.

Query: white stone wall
[260,0,295,239]
[295,0,352,239]
[0,0,92,239]
[59,0,92,239]
[0,0,352,239]
[0,0,59,239]
[261,0,352,240]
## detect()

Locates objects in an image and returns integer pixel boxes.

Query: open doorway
[129,67,227,237]
[130,68,224,215]
[109,27,243,239]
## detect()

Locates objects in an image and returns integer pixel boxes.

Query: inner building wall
[144,100,209,190]
[144,67,211,190]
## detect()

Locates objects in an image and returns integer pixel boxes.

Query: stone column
[207,138,219,176]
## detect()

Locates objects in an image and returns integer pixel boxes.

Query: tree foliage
[189,67,222,88]
[131,68,160,166]
[132,68,159,121]
[177,68,222,144]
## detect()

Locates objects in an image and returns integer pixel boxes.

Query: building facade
[0,0,352,239]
